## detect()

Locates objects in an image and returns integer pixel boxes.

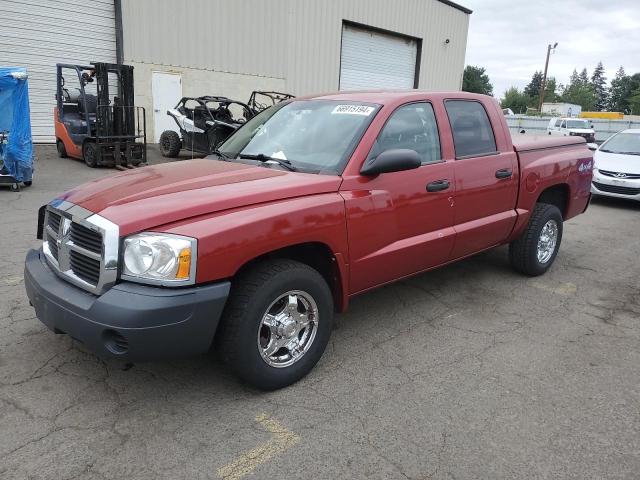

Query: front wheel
[216,259,334,390]
[509,203,563,276]
[56,139,68,158]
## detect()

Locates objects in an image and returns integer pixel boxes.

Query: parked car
[547,117,597,150]
[591,129,640,201]
[24,91,593,389]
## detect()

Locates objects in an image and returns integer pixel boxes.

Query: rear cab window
[368,102,441,165]
[445,100,498,159]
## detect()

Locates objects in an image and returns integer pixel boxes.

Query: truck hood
[60,159,343,235]
[594,150,640,174]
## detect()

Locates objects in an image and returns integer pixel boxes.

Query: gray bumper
[24,248,230,361]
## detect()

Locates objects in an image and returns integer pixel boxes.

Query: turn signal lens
[176,248,192,279]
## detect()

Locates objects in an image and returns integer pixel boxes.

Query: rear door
[342,102,455,294]
[444,99,519,259]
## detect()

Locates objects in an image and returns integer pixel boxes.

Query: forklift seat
[78,94,98,120]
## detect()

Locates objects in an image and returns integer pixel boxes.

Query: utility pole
[538,42,558,112]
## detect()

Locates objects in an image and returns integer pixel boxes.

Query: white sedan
[591,129,640,201]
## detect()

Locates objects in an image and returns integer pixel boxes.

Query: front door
[444,99,519,259]
[152,72,182,143]
[342,102,456,294]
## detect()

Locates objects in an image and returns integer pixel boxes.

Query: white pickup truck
[547,117,597,150]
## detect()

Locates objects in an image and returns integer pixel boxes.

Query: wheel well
[537,184,569,219]
[236,242,344,311]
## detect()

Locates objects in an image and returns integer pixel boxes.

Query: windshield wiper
[618,151,640,156]
[237,153,297,171]
[211,149,231,160]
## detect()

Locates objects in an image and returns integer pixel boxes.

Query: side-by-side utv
[54,62,146,168]
[158,96,253,158]
[247,90,294,113]
[158,91,295,158]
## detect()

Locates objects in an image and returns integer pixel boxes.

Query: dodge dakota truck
[24,91,593,389]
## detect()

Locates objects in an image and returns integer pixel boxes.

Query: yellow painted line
[217,413,300,480]
[531,281,577,296]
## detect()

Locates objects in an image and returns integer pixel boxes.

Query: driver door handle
[426,179,450,192]
[495,168,513,179]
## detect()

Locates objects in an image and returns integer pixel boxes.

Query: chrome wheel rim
[257,290,319,368]
[537,219,558,264]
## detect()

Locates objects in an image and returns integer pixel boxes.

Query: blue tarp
[0,66,33,182]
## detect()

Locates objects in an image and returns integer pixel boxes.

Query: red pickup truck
[25,91,593,389]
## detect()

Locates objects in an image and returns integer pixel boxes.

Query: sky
[461,0,640,99]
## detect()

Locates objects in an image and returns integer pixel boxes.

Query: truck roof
[301,90,495,105]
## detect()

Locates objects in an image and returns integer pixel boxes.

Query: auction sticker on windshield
[332,105,375,115]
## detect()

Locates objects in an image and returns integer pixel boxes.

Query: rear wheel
[509,203,563,276]
[82,142,98,168]
[56,139,68,158]
[216,259,334,390]
[159,130,181,157]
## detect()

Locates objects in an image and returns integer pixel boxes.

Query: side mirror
[360,149,421,176]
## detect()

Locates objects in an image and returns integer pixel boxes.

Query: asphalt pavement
[1,145,639,479]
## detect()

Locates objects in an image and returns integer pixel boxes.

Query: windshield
[600,132,640,155]
[567,120,590,129]
[218,100,379,173]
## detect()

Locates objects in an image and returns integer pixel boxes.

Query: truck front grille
[593,182,640,196]
[42,201,119,295]
[70,222,103,254]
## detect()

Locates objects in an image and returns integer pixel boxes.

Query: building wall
[121,0,469,141]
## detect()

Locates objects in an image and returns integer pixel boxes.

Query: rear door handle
[495,168,513,179]
[426,179,450,192]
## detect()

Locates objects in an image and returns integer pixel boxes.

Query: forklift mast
[93,62,136,139]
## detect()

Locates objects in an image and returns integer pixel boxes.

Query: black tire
[509,203,563,276]
[216,259,334,390]
[83,142,98,168]
[56,139,68,158]
[159,130,181,157]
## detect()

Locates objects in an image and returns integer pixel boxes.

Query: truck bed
[511,135,586,152]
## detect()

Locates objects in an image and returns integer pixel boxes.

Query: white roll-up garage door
[339,24,418,91]
[1,0,117,142]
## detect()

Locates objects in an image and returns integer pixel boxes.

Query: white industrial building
[1,0,471,143]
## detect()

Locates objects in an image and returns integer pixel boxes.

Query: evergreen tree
[608,66,632,113]
[578,68,590,85]
[524,71,544,98]
[590,62,608,111]
[561,68,596,111]
[462,66,493,96]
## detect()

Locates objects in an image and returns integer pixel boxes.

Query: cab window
[561,120,567,129]
[368,102,441,165]
[445,100,497,158]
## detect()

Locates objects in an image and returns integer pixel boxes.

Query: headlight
[121,233,196,285]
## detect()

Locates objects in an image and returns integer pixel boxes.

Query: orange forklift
[54,62,146,168]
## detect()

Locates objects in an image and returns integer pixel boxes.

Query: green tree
[608,66,630,112]
[462,66,493,96]
[561,68,596,110]
[578,68,590,85]
[501,87,530,114]
[524,71,544,98]
[590,62,608,111]
[628,88,640,115]
[543,77,558,104]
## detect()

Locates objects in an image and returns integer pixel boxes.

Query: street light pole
[538,42,558,112]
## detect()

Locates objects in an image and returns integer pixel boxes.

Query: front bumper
[24,248,230,361]
[591,170,640,201]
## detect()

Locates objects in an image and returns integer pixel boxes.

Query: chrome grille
[70,222,102,254]
[69,250,101,284]
[42,200,119,295]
